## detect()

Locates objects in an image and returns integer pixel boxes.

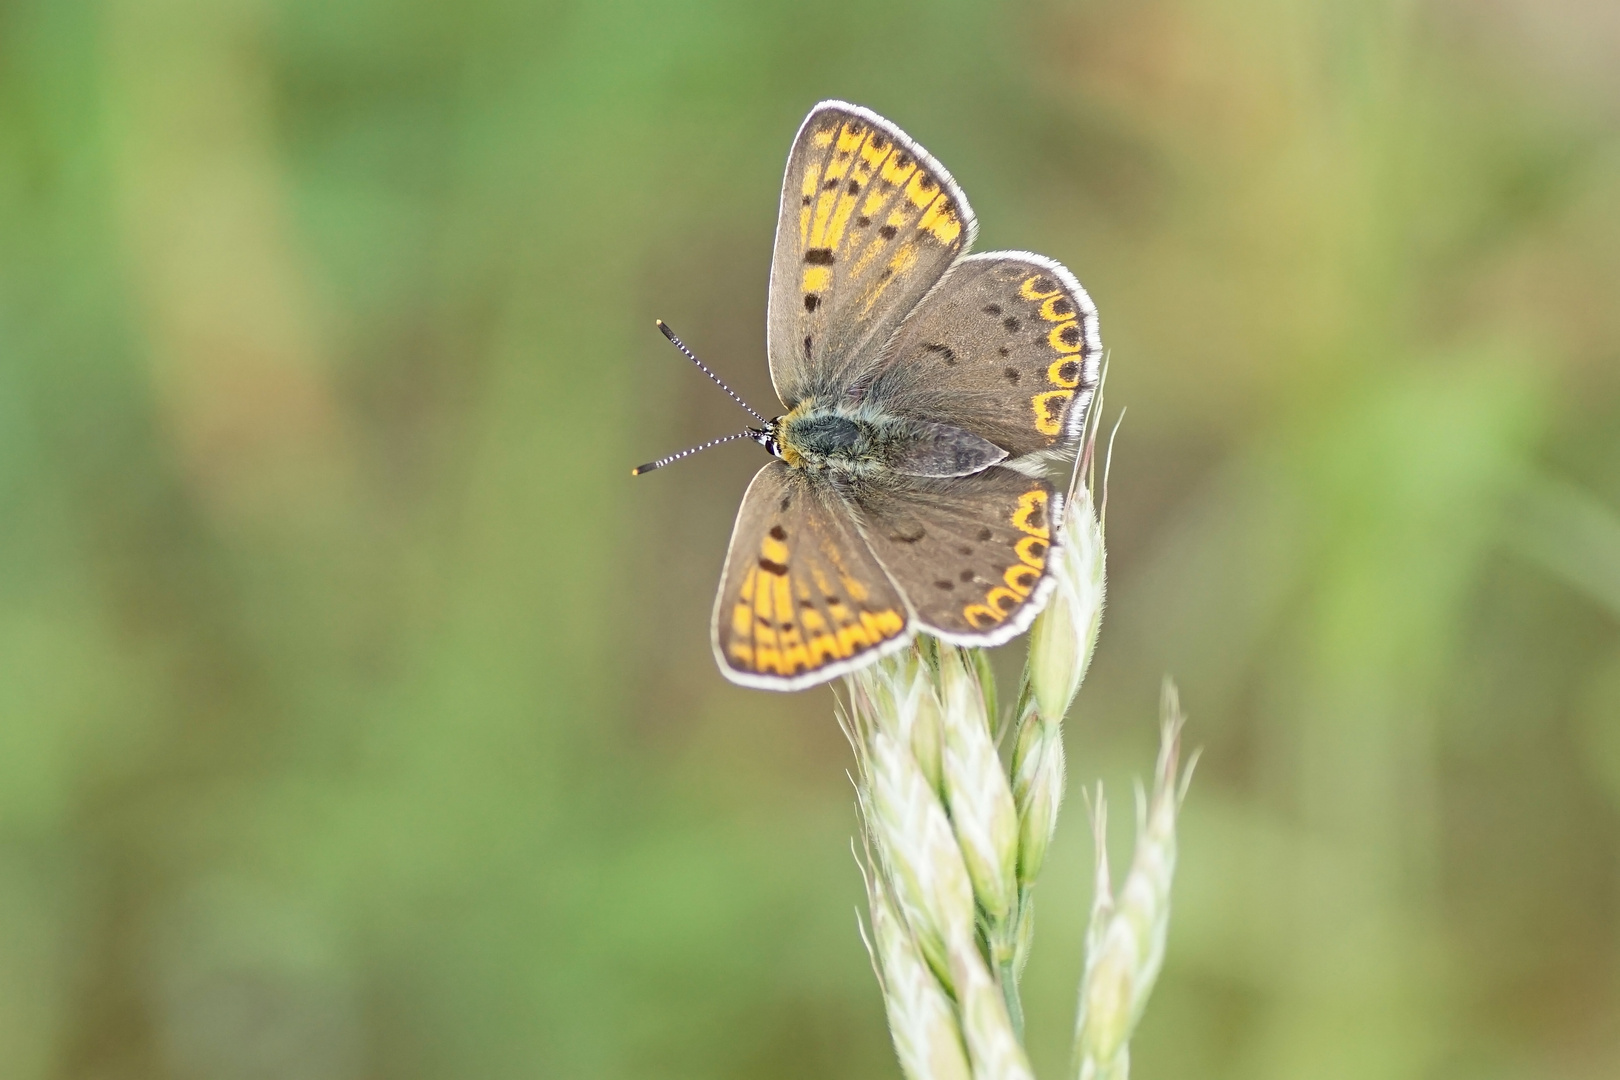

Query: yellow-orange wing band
[766,101,977,407]
[871,252,1101,459]
[713,463,913,690]
[853,467,1064,648]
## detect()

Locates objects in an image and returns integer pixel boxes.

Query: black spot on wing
[804,294,820,311]
[804,248,834,265]
[959,569,975,582]
[856,215,871,227]
[983,304,1002,316]
[1003,316,1021,332]
[878,224,897,240]
[759,557,789,576]
[977,528,993,541]
[922,342,957,366]
[769,525,787,541]
[934,580,954,591]
[1059,324,1081,348]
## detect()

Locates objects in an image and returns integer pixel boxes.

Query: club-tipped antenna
[631,430,755,476]
[655,319,767,424]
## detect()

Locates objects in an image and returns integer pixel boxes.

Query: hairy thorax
[769,397,1008,480]
[774,399,899,476]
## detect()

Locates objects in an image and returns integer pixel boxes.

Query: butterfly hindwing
[853,467,1062,646]
[864,252,1101,458]
[713,462,913,689]
[766,101,977,406]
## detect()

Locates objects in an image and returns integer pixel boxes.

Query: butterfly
[636,101,1101,690]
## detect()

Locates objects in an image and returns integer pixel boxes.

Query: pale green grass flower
[1074,684,1197,1080]
[844,397,1195,1079]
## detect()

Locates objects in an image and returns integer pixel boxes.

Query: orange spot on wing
[838,621,874,653]
[880,156,917,187]
[773,574,794,633]
[1003,564,1040,596]
[839,573,871,603]
[1019,274,1061,301]
[825,192,860,253]
[1039,294,1075,322]
[860,609,904,640]
[1048,320,1081,354]
[808,633,844,665]
[1047,357,1081,388]
[1031,390,1073,437]
[1015,536,1048,569]
[916,194,961,244]
[1012,490,1051,539]
[985,586,1023,615]
[811,188,838,246]
[963,603,1003,628]
[904,170,940,209]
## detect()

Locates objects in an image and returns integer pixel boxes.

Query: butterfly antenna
[631,430,755,476]
[655,319,768,424]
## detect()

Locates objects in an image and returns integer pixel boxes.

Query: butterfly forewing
[866,253,1101,458]
[767,101,976,405]
[853,467,1063,646]
[713,462,913,689]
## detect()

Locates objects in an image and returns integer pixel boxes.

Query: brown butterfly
[636,101,1101,689]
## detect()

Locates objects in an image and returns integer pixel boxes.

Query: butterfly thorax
[760,397,1009,480]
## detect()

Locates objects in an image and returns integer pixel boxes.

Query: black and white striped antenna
[631,430,755,476]
[655,320,767,424]
[631,321,770,477]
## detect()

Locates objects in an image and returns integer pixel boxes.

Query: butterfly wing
[713,462,914,689]
[864,252,1101,459]
[767,101,977,406]
[852,466,1063,647]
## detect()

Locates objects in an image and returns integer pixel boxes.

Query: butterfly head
[749,416,802,466]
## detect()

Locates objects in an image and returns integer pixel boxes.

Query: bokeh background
[3,0,1619,1077]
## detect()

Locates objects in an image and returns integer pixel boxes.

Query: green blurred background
[3,0,1618,1076]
